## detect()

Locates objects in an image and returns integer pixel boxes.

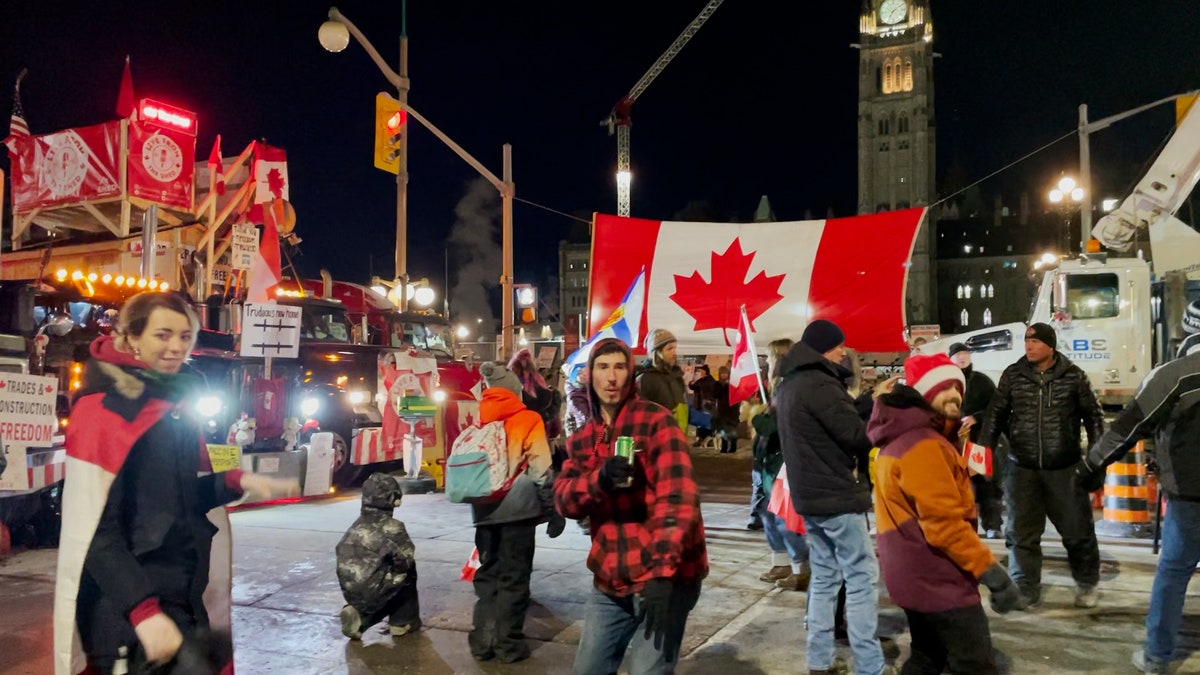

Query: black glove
[598,455,635,492]
[980,563,1023,614]
[547,511,566,539]
[637,578,680,661]
[1076,460,1107,494]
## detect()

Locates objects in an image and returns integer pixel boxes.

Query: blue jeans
[1145,498,1200,664]
[750,467,766,522]
[759,500,808,564]
[803,513,884,675]
[573,583,701,675]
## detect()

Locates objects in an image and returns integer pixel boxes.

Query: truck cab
[922,255,1153,409]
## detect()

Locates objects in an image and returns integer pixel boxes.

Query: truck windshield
[300,307,351,342]
[1066,273,1120,319]
[388,319,452,357]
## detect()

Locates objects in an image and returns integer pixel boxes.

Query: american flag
[4,69,29,154]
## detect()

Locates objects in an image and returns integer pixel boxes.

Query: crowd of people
[53,293,1198,675]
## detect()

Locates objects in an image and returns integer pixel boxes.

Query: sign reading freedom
[0,372,59,491]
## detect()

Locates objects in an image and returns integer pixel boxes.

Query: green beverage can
[614,436,635,487]
[614,436,635,461]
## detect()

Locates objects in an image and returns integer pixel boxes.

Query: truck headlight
[348,389,368,405]
[432,389,447,403]
[195,395,222,419]
[300,396,320,418]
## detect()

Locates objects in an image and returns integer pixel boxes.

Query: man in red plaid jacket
[555,337,708,674]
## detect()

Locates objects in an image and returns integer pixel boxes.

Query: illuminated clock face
[879,0,908,25]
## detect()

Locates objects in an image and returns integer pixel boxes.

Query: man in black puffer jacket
[774,320,887,675]
[978,323,1105,610]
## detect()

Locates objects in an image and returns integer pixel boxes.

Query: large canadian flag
[587,209,926,353]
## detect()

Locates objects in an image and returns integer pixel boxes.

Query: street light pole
[396,7,410,311]
[1049,175,1084,253]
[322,6,410,310]
[322,7,516,357]
[1079,104,1092,254]
[501,145,514,359]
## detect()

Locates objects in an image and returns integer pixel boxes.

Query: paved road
[4,445,1200,674]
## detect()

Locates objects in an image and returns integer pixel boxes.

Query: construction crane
[601,0,725,217]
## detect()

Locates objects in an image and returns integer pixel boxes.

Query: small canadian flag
[461,546,481,581]
[728,305,764,406]
[964,441,993,477]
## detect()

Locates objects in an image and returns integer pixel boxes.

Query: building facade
[558,241,591,327]
[935,203,1066,333]
[857,0,937,323]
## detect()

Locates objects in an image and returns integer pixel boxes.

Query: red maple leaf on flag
[670,238,786,332]
[266,168,286,200]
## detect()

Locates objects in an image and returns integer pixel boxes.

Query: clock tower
[857,0,937,324]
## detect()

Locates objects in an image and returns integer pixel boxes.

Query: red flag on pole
[247,215,282,303]
[116,56,135,119]
[729,306,765,406]
[207,134,225,195]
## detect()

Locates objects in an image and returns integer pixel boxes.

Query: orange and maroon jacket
[868,386,996,613]
[554,338,707,597]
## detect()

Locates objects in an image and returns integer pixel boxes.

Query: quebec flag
[562,267,646,379]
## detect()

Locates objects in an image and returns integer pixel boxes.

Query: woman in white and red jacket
[54,292,294,675]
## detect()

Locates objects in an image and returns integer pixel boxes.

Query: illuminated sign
[139,98,197,136]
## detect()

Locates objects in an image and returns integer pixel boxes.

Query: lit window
[964,285,972,299]
[964,245,972,253]
[988,284,995,298]
[983,308,993,326]
[903,59,914,91]
[960,309,969,326]
[979,284,986,297]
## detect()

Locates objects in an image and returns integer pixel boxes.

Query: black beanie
[947,342,970,357]
[1025,323,1057,349]
[801,319,845,354]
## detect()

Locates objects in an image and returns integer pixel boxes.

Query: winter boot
[758,565,791,583]
[340,605,363,640]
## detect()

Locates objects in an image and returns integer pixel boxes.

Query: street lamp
[319,7,518,358]
[321,5,411,311]
[1048,175,1085,253]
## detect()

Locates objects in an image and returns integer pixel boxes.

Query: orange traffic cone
[1095,441,1154,538]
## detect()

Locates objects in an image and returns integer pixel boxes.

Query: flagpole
[741,305,768,404]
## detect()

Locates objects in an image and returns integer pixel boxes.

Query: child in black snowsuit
[336,473,421,639]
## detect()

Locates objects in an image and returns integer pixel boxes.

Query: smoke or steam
[448,178,501,333]
[542,274,560,321]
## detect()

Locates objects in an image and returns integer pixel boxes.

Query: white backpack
[445,420,519,504]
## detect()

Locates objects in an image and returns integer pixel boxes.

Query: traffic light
[515,284,537,324]
[373,92,406,174]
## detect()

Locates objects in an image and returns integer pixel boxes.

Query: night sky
[2,1,1199,325]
